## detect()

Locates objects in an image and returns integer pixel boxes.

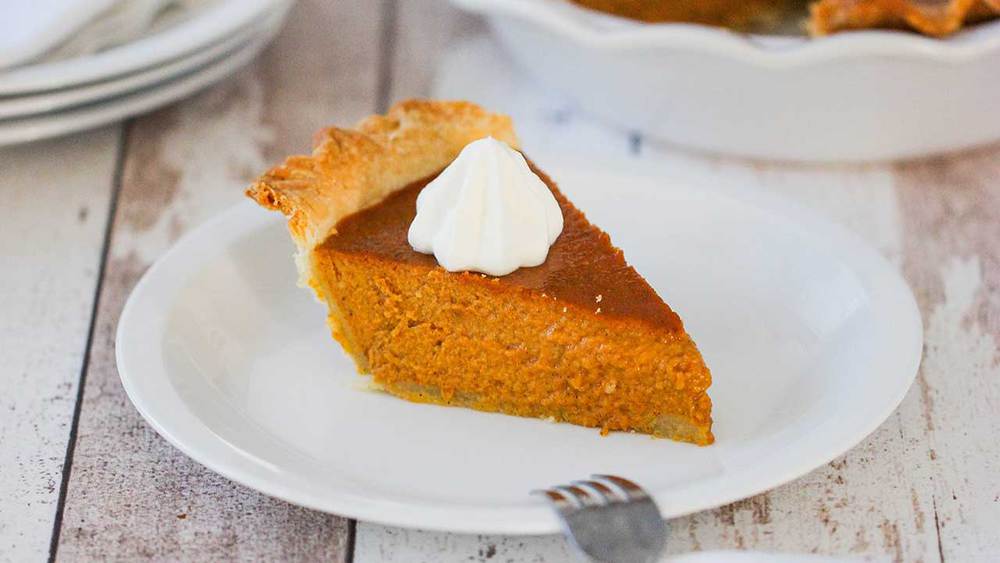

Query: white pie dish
[452,0,1000,162]
[116,155,922,534]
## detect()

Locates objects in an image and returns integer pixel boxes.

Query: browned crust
[809,0,1000,36]
[246,99,519,251]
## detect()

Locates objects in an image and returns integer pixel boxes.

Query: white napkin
[0,0,178,70]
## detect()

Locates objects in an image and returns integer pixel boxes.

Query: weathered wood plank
[0,127,121,562]
[894,146,1000,562]
[383,0,484,106]
[53,1,384,560]
[355,526,574,562]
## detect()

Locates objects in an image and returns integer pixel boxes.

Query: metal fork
[535,475,667,563]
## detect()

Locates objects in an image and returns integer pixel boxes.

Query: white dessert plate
[0,0,280,96]
[117,157,923,534]
[0,16,264,120]
[0,22,280,147]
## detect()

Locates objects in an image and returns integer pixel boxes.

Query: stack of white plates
[0,0,292,147]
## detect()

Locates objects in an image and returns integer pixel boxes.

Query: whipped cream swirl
[407,137,563,276]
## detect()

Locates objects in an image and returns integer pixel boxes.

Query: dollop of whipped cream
[407,137,563,276]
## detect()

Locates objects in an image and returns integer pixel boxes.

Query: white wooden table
[2,1,998,561]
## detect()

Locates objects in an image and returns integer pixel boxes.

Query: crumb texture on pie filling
[246,99,714,445]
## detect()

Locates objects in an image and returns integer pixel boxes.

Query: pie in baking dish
[569,0,1000,36]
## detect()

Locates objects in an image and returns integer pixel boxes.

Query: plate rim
[116,165,923,534]
[0,14,267,121]
[0,0,282,96]
[0,19,284,147]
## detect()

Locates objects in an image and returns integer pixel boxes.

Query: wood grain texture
[384,0,485,106]
[52,1,383,560]
[355,525,574,562]
[894,146,1000,562]
[0,127,121,562]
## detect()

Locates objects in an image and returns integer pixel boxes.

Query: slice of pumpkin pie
[247,99,714,445]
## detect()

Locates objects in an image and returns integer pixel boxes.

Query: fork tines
[535,474,666,562]
[536,474,650,508]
